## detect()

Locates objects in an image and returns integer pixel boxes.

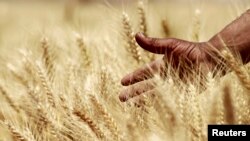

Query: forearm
[209,9,250,64]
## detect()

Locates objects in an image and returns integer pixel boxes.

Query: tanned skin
[119,9,250,102]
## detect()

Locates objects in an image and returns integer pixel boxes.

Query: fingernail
[119,94,128,102]
[119,89,128,102]
[136,32,145,38]
[121,79,127,86]
[121,77,130,86]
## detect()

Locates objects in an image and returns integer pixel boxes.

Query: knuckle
[150,38,159,47]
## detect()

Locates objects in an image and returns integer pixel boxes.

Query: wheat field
[0,0,250,141]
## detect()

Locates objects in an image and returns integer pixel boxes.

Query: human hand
[119,9,250,103]
[119,33,218,102]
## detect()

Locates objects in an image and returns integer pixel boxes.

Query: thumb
[135,33,177,54]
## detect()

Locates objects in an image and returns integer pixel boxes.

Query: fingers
[119,80,156,102]
[121,59,165,86]
[135,33,176,54]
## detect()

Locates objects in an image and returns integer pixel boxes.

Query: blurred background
[0,0,249,60]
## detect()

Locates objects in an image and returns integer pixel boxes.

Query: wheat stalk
[222,84,235,124]
[162,19,170,37]
[0,111,4,121]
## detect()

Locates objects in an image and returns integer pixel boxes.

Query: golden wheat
[0,1,250,141]
[122,12,143,64]
[138,1,148,37]
[76,34,91,68]
[4,121,27,141]
[73,108,105,139]
[221,50,250,91]
[41,37,55,83]
[0,85,20,113]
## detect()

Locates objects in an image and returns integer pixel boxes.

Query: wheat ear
[36,106,50,133]
[138,1,147,36]
[99,68,109,100]
[0,85,20,113]
[122,12,143,64]
[191,9,201,42]
[35,64,56,107]
[90,95,121,141]
[5,121,27,141]
[76,35,91,68]
[221,50,250,91]
[191,86,203,141]
[138,1,156,62]
[64,0,75,22]
[41,37,55,83]
[73,108,105,139]
[218,98,225,124]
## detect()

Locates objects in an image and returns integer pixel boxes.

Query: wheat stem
[162,19,170,37]
[223,84,235,124]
